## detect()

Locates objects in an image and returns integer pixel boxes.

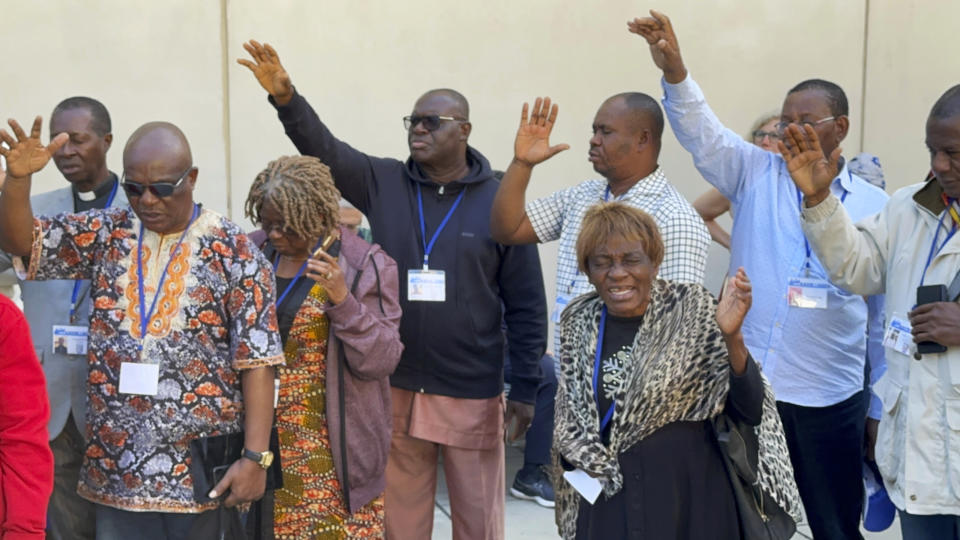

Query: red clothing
[0,295,52,539]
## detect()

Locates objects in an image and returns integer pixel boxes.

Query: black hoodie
[271,92,547,403]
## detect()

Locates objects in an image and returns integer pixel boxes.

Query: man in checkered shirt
[490,94,710,343]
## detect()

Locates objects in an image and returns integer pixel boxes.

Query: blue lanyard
[416,184,466,270]
[603,185,625,202]
[796,180,848,275]
[135,204,199,349]
[592,306,615,432]
[920,205,960,287]
[69,179,120,323]
[272,239,323,307]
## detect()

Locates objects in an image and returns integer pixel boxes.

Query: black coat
[270,92,547,403]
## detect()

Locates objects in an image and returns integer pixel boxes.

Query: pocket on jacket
[945,398,960,496]
[875,377,904,483]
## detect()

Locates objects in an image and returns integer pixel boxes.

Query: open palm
[514,97,569,166]
[0,117,66,179]
[716,268,752,337]
[238,40,293,103]
[779,124,839,199]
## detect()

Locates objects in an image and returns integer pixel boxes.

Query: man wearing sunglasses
[632,11,889,539]
[240,40,547,539]
[0,97,125,540]
[0,119,284,539]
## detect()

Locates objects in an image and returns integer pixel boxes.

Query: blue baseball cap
[862,461,896,532]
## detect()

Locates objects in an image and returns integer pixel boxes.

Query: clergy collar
[74,173,117,201]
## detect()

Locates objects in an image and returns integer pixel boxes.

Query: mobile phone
[916,284,947,354]
[312,234,340,258]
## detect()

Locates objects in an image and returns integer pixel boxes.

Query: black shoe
[510,468,555,508]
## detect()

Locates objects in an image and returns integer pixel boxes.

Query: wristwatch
[242,448,274,469]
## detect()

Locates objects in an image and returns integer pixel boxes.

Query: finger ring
[325,272,332,279]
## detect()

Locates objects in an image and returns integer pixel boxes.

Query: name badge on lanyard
[52,325,89,356]
[882,316,914,356]
[120,204,199,395]
[408,184,464,303]
[787,185,847,310]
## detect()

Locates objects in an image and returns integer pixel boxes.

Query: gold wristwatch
[242,448,274,469]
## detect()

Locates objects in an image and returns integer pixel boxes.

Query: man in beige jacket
[783,84,960,539]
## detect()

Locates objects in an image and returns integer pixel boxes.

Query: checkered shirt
[526,167,709,348]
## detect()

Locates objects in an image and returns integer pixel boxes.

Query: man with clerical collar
[0,97,124,540]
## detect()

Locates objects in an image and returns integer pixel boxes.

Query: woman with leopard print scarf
[552,203,800,539]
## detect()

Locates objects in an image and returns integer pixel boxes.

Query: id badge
[883,316,915,356]
[408,269,446,302]
[118,362,160,395]
[552,294,572,323]
[52,325,89,356]
[563,468,602,504]
[786,277,829,309]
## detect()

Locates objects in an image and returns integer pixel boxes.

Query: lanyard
[272,239,323,307]
[796,179,848,275]
[603,185,627,202]
[135,204,199,350]
[69,179,120,323]
[416,184,466,270]
[920,204,960,287]
[592,306,615,432]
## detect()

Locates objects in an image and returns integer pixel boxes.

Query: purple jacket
[251,226,403,512]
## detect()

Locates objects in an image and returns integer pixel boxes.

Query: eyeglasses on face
[259,220,297,236]
[775,116,835,135]
[121,167,193,198]
[402,114,465,131]
[752,130,781,141]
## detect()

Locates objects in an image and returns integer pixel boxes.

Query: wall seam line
[859,0,870,153]
[220,0,233,218]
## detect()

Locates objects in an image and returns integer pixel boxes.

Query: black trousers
[777,390,867,540]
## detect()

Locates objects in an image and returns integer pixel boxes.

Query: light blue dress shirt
[661,75,888,417]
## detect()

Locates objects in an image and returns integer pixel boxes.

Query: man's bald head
[931,84,960,121]
[122,122,198,234]
[123,122,193,171]
[418,89,470,120]
[603,93,664,151]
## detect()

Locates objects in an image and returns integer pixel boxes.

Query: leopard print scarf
[551,281,800,538]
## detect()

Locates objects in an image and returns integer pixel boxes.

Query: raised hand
[627,10,687,83]
[0,117,67,179]
[238,40,294,106]
[513,97,570,167]
[778,124,839,207]
[716,267,752,338]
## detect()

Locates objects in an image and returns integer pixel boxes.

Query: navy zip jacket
[271,92,547,403]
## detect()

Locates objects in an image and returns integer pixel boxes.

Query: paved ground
[427,443,904,539]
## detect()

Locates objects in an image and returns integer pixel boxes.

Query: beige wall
[4,0,958,340]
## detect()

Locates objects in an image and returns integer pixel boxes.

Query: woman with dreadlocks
[245,155,402,539]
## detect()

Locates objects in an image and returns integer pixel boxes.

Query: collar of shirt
[606,166,668,200]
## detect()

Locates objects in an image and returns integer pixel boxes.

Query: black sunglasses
[402,114,466,131]
[121,167,193,198]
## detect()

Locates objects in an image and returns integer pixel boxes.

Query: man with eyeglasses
[0,119,283,539]
[0,97,126,540]
[783,83,960,540]
[239,41,547,539]
[631,11,889,539]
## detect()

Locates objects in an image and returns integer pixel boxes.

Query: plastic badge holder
[862,461,896,532]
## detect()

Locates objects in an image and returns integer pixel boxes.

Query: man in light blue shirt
[631,11,887,539]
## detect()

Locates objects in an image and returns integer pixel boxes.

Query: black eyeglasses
[121,167,193,198]
[402,115,466,131]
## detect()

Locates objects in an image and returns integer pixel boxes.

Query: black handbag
[713,414,796,540]
[189,427,283,504]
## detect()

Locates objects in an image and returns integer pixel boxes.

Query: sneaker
[510,468,555,508]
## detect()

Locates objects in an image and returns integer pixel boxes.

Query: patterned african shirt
[20,206,284,513]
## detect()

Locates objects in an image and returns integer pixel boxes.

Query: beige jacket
[802,178,960,514]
